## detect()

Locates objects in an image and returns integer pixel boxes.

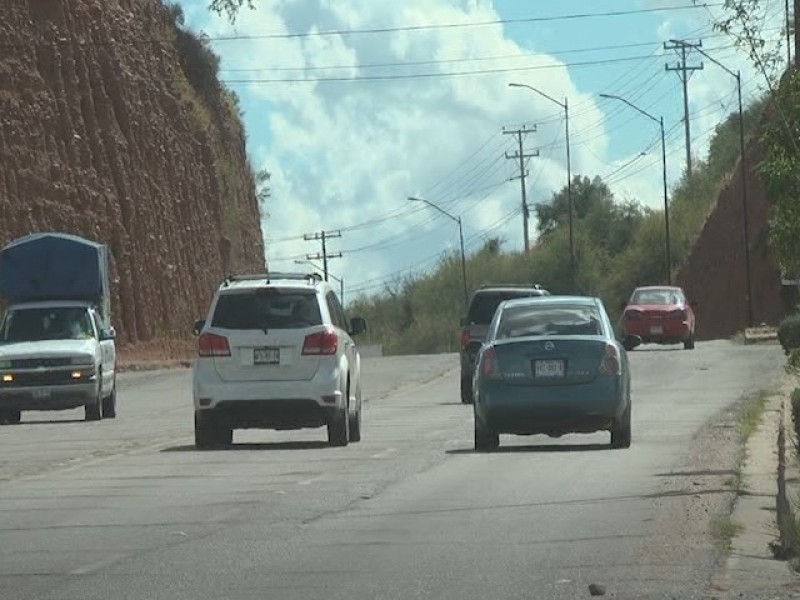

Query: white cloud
[178,0,783,299]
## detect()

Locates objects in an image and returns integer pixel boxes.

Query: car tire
[195,411,229,449]
[0,409,21,425]
[684,334,695,350]
[85,382,103,422]
[328,406,350,447]
[611,401,632,449]
[102,382,117,419]
[474,417,499,452]
[349,406,362,443]
[460,376,473,404]
[622,338,635,352]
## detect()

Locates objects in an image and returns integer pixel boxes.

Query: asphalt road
[0,341,785,600]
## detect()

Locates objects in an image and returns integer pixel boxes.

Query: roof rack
[222,272,323,287]
[478,283,544,290]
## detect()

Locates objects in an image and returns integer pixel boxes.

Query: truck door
[91,310,115,395]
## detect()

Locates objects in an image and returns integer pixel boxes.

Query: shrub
[779,314,800,355]
[791,387,800,442]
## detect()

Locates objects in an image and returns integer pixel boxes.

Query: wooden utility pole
[303,230,342,281]
[503,126,538,253]
[795,0,800,68]
[665,40,703,178]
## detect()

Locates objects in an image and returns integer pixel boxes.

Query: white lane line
[370,447,397,459]
[297,475,322,486]
[70,554,126,575]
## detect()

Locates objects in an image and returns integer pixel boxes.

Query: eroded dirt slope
[0,0,265,352]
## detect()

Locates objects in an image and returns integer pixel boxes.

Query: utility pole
[795,0,800,68]
[303,230,342,281]
[503,125,538,253]
[665,40,703,178]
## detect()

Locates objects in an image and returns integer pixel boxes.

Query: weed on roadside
[712,515,744,553]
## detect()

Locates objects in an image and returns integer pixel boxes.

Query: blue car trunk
[491,336,609,386]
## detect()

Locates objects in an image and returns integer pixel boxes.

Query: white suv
[192,272,367,449]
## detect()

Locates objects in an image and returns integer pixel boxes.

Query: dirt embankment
[676,119,795,340]
[0,0,266,363]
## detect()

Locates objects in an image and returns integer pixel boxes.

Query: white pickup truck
[0,234,117,424]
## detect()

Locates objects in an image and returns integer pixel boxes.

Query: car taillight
[198,332,231,357]
[481,346,501,379]
[669,309,687,320]
[302,328,338,355]
[624,310,642,319]
[600,343,620,376]
[460,328,470,350]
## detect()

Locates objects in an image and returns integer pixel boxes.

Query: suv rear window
[467,290,546,324]
[211,290,322,330]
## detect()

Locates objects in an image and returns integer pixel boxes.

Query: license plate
[32,389,50,399]
[254,347,280,365]
[534,359,565,378]
[650,325,664,335]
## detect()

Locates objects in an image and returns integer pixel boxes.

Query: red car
[619,286,696,350]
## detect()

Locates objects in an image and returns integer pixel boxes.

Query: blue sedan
[472,295,631,451]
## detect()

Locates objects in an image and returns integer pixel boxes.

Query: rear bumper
[623,320,691,343]
[193,361,346,429]
[197,400,340,430]
[0,382,97,411]
[476,377,626,435]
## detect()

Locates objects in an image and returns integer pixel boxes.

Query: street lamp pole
[599,93,671,285]
[509,82,575,293]
[668,40,753,327]
[408,196,469,311]
[295,259,344,303]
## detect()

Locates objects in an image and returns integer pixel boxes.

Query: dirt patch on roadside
[117,339,194,372]
[636,395,753,597]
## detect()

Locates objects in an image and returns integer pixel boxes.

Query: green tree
[208,0,253,22]
[534,175,614,237]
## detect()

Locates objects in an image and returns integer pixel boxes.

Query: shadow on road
[446,442,611,455]
[653,469,736,477]
[162,441,331,452]
[11,419,86,426]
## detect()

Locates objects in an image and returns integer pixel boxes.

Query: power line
[193,4,725,42]
[220,53,684,84]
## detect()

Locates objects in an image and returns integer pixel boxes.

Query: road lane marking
[370,447,397,459]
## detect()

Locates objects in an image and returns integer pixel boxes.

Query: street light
[669,39,753,328]
[295,259,345,302]
[509,82,575,293]
[599,93,671,285]
[408,196,469,310]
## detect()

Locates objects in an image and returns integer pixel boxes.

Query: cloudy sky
[175,0,788,301]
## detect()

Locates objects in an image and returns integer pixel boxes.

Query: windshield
[467,290,546,324]
[0,307,95,342]
[495,303,605,339]
[211,290,322,330]
[631,288,683,305]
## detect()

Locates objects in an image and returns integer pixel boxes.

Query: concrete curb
[714,378,800,598]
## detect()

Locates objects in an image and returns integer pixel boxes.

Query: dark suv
[459,284,550,403]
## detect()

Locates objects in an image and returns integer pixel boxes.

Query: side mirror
[193,319,206,336]
[349,317,367,336]
[100,327,116,341]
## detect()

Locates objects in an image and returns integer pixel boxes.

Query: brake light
[481,346,501,379]
[460,328,470,350]
[302,328,338,355]
[600,343,620,376]
[669,309,687,320]
[198,332,231,357]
